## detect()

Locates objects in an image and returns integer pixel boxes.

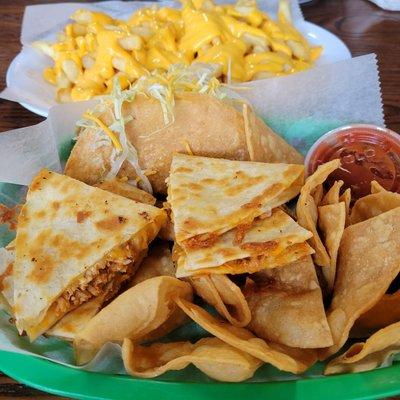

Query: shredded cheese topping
[242,103,255,161]
[182,139,194,156]
[83,112,122,152]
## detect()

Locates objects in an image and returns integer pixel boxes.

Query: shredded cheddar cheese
[182,139,194,156]
[242,103,255,161]
[83,112,123,152]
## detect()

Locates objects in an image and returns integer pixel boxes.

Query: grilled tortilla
[65,93,303,195]
[13,170,166,341]
[176,209,312,273]
[168,154,304,248]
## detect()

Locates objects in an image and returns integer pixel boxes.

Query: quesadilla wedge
[189,274,251,327]
[176,209,312,272]
[168,154,304,248]
[13,170,166,341]
[175,242,314,277]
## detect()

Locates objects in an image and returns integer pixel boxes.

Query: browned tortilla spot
[224,176,265,197]
[35,210,47,218]
[240,241,279,253]
[96,216,128,231]
[0,204,20,231]
[234,222,253,245]
[174,167,193,173]
[27,253,56,284]
[241,183,283,209]
[185,183,203,191]
[77,211,92,223]
[0,263,13,290]
[200,178,217,185]
[184,233,220,249]
[139,211,150,220]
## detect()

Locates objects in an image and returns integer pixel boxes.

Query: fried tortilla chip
[339,188,351,227]
[349,191,400,225]
[371,180,387,194]
[318,202,346,293]
[321,180,343,206]
[74,276,192,364]
[177,209,312,272]
[13,170,166,341]
[176,242,314,277]
[168,154,304,246]
[352,291,400,338]
[297,160,341,267]
[321,207,400,359]
[0,242,125,341]
[122,337,262,381]
[129,243,175,286]
[65,93,303,195]
[189,274,251,327]
[311,184,324,207]
[95,179,156,204]
[175,298,317,373]
[245,256,332,348]
[325,322,400,375]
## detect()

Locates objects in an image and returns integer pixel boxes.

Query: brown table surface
[1,0,400,398]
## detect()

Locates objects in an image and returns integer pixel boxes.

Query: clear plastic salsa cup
[305,124,400,200]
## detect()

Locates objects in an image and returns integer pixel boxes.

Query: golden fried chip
[245,256,332,348]
[311,184,324,207]
[321,180,343,206]
[325,322,400,375]
[349,192,400,225]
[352,291,400,338]
[189,274,251,327]
[175,298,317,373]
[371,180,387,194]
[321,207,400,359]
[74,276,192,364]
[122,337,262,381]
[297,160,341,267]
[318,202,346,293]
[339,188,351,227]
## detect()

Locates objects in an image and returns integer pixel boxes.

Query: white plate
[6,21,351,118]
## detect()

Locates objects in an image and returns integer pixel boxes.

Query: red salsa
[306,125,400,199]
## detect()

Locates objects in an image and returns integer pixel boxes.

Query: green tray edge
[1,350,400,400]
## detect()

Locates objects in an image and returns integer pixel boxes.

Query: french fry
[62,59,79,83]
[82,54,95,69]
[242,33,268,49]
[118,35,142,51]
[287,40,310,61]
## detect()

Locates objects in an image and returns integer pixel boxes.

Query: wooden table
[0,0,400,398]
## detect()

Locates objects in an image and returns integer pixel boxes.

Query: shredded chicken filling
[53,244,137,317]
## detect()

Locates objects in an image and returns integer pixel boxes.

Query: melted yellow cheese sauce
[34,0,322,102]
